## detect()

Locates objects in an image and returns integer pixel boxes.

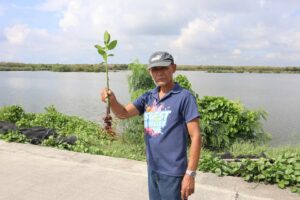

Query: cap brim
[148,61,172,69]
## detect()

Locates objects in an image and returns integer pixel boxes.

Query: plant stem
[105,62,110,114]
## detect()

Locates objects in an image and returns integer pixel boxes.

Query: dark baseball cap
[148,51,174,69]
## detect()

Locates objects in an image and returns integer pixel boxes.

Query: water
[0,71,299,146]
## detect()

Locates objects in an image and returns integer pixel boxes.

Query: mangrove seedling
[95,30,118,135]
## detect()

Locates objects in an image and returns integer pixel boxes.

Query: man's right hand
[100,88,115,103]
[100,88,140,119]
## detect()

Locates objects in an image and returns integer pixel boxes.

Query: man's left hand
[181,174,195,200]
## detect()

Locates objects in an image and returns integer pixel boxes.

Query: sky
[1,0,300,66]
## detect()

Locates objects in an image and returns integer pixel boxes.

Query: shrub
[199,96,269,150]
[127,59,155,94]
[0,105,26,123]
[199,152,300,194]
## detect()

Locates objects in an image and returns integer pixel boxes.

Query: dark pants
[148,168,183,200]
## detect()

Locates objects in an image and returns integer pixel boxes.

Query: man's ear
[171,64,177,73]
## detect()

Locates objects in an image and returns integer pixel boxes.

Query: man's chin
[156,82,167,86]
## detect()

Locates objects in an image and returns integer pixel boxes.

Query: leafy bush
[0,105,145,160]
[0,131,30,143]
[0,105,26,123]
[199,96,269,150]
[199,152,300,194]
[127,59,155,95]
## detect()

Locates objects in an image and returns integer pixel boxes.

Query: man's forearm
[187,132,201,171]
[110,98,129,119]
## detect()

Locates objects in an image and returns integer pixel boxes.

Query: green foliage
[2,61,300,74]
[199,96,269,150]
[0,105,26,123]
[127,60,155,96]
[120,116,145,145]
[0,105,146,160]
[51,65,72,72]
[199,152,300,194]
[94,30,117,63]
[0,131,30,143]
[0,62,128,72]
[174,74,193,92]
[176,65,300,74]
[230,141,268,157]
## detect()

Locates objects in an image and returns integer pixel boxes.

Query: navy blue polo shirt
[133,83,200,176]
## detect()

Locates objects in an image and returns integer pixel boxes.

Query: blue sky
[1,0,300,66]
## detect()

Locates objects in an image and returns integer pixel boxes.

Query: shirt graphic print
[144,100,171,137]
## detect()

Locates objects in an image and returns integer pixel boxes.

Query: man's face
[149,64,176,87]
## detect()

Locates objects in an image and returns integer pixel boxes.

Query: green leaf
[244,175,251,181]
[290,186,298,193]
[108,54,114,57]
[104,30,110,44]
[107,40,117,50]
[95,45,106,56]
[94,44,103,49]
[215,168,222,176]
[278,180,286,189]
[97,48,106,56]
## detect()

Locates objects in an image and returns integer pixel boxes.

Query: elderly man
[101,51,201,200]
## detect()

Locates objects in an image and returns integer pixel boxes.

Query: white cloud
[36,0,70,11]
[259,0,266,8]
[2,0,300,66]
[58,1,81,31]
[172,17,219,50]
[3,24,49,45]
[4,24,31,45]
[232,49,241,55]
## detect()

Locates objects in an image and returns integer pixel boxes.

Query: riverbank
[1,62,300,73]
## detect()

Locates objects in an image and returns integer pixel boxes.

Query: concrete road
[0,140,299,200]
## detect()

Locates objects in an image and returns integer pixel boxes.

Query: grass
[229,141,300,159]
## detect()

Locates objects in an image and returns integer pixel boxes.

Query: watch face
[186,170,196,177]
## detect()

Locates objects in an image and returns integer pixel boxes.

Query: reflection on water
[1,71,300,146]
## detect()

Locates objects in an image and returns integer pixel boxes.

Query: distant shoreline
[1,62,300,74]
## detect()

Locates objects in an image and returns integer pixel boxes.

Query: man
[101,51,201,200]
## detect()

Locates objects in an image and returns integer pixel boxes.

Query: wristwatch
[185,169,197,178]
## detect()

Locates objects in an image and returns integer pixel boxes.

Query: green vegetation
[198,96,269,150]
[200,151,300,194]
[0,62,128,72]
[1,61,300,73]
[0,105,145,160]
[176,65,300,73]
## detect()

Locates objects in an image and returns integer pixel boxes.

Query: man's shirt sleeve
[182,93,200,123]
[132,93,147,115]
